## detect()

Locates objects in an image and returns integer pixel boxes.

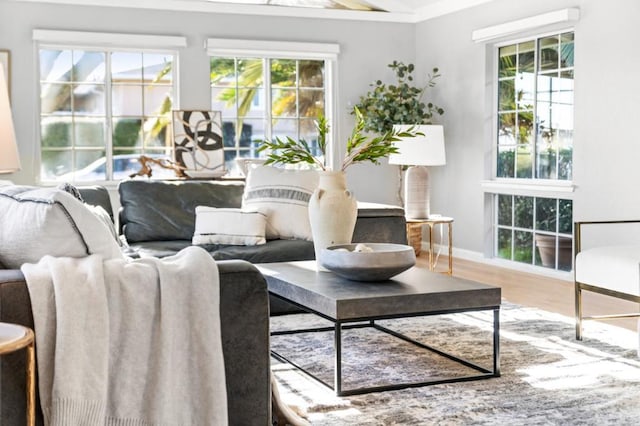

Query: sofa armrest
[0,260,271,426]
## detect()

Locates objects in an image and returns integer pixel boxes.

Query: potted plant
[353,61,444,134]
[258,107,421,263]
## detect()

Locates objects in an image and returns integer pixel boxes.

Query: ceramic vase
[308,171,358,268]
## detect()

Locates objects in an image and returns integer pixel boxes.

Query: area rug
[270,302,640,425]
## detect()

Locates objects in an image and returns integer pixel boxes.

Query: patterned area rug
[270,302,640,425]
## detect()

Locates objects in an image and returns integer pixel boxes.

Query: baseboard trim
[423,242,573,282]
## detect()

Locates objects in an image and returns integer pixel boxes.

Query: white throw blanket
[21,246,228,426]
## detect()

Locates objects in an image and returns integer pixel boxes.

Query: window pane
[272,118,298,140]
[239,119,265,149]
[41,118,72,148]
[238,58,263,86]
[41,84,71,114]
[518,41,535,73]
[142,117,169,148]
[113,118,142,149]
[299,89,324,117]
[271,59,296,87]
[74,118,104,147]
[41,150,72,180]
[40,50,72,82]
[237,88,262,118]
[498,194,512,226]
[514,196,533,229]
[498,45,516,78]
[144,85,172,116]
[539,36,559,71]
[517,112,533,144]
[497,228,512,259]
[112,85,143,116]
[536,198,557,232]
[514,230,533,264]
[74,150,107,181]
[497,146,515,178]
[560,32,575,68]
[210,57,236,84]
[73,84,105,115]
[515,144,532,178]
[272,88,297,117]
[112,52,143,83]
[211,87,237,118]
[72,51,105,82]
[537,146,556,179]
[143,53,173,83]
[299,60,324,87]
[516,73,534,110]
[558,199,573,234]
[498,79,515,111]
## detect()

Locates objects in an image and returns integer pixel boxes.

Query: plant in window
[257,107,421,171]
[353,61,444,134]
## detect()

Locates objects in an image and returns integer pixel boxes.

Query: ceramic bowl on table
[319,243,416,282]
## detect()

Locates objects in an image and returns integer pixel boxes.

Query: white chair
[574,220,640,350]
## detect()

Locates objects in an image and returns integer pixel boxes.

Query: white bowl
[319,243,416,282]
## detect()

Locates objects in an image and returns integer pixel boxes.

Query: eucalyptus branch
[257,135,327,170]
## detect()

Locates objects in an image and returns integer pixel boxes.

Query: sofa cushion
[119,180,245,243]
[242,166,318,241]
[193,207,266,246]
[0,185,124,268]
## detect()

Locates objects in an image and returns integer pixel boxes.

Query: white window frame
[472,14,578,274]
[33,29,185,183]
[206,38,339,169]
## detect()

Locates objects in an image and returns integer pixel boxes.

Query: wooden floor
[417,254,639,332]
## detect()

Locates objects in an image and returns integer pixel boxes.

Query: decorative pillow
[192,206,267,246]
[0,186,124,268]
[242,166,319,241]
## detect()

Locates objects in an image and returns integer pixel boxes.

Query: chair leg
[575,283,583,341]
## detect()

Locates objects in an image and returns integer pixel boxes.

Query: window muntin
[493,31,574,272]
[210,56,326,172]
[39,48,175,182]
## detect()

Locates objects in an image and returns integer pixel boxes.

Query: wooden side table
[406,216,454,274]
[0,323,35,426]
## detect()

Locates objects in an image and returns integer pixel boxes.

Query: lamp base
[404,165,430,220]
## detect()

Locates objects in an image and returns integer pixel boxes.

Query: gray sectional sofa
[0,179,407,425]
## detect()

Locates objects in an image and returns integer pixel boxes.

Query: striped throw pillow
[192,207,267,246]
[242,166,319,241]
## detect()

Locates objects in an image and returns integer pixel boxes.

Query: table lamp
[0,66,20,184]
[388,125,445,219]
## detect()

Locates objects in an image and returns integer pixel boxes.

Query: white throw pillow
[0,186,124,268]
[242,166,319,241]
[192,206,267,246]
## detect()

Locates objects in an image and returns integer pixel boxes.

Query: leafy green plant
[257,107,422,172]
[353,61,444,134]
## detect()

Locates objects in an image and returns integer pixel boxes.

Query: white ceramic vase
[308,171,358,267]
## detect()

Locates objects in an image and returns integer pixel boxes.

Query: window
[35,31,184,182]
[206,39,338,173]
[493,31,574,271]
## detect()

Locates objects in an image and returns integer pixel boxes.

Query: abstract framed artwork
[171,110,225,178]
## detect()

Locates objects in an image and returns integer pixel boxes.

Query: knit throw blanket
[22,246,228,426]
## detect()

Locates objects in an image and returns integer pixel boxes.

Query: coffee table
[257,261,501,396]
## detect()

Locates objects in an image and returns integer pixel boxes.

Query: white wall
[415,0,640,256]
[0,1,414,204]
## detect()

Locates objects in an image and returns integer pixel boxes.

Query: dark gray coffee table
[257,261,501,396]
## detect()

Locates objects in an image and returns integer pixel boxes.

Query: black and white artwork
[172,110,225,178]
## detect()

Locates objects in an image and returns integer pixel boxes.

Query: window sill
[481,179,575,197]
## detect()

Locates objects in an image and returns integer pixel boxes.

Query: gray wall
[0,1,414,204]
[416,0,640,257]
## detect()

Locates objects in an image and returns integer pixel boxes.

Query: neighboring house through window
[206,38,339,173]
[34,30,185,182]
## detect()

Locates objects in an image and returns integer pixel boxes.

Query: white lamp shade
[388,125,446,166]
[0,66,20,174]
